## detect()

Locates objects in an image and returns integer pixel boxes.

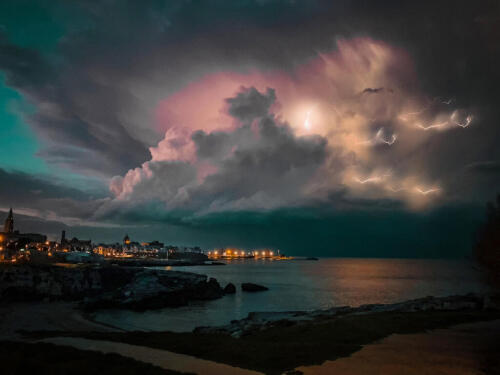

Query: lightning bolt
[355,176,382,184]
[450,111,473,128]
[416,121,449,130]
[359,129,397,146]
[378,130,397,145]
[416,112,473,131]
[304,110,312,130]
[414,187,440,195]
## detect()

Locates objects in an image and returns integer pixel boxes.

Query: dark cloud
[109,87,330,215]
[0,33,152,176]
[226,87,276,123]
[194,116,328,209]
[362,87,391,94]
[0,168,108,224]
[464,160,500,174]
[1,0,499,178]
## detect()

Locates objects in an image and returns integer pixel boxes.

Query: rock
[0,264,225,311]
[224,283,236,294]
[241,283,269,292]
[194,293,499,337]
[193,277,225,300]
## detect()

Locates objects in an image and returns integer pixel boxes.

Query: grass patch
[0,341,189,375]
[28,310,500,374]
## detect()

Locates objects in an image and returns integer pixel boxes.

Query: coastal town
[0,209,285,264]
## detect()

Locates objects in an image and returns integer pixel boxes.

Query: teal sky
[0,1,105,192]
[0,74,47,174]
[0,0,63,174]
[0,1,64,51]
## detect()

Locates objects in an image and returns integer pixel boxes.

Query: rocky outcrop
[0,264,103,301]
[194,294,499,337]
[84,271,224,311]
[0,264,224,311]
[241,283,268,292]
[224,283,236,294]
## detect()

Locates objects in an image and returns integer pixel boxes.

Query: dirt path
[295,319,500,375]
[41,336,263,375]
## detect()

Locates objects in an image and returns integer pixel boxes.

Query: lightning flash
[415,187,440,195]
[304,110,312,130]
[359,128,397,146]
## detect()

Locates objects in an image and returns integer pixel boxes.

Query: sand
[0,302,120,340]
[40,336,264,375]
[296,319,500,375]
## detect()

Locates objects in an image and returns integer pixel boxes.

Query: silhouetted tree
[476,194,500,287]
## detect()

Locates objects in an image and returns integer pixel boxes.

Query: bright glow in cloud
[303,110,312,131]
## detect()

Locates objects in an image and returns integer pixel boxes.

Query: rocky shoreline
[194,293,500,337]
[0,263,225,311]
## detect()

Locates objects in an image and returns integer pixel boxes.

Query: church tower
[3,208,14,233]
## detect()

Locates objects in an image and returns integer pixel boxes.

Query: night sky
[1,0,499,257]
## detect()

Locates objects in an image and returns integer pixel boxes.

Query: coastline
[24,306,500,375]
[1,261,498,374]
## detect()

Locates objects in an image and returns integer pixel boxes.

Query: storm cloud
[0,0,499,255]
[107,86,329,216]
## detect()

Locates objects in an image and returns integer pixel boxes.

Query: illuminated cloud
[106,37,477,215]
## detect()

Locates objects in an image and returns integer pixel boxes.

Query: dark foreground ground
[22,310,500,375]
[0,341,191,375]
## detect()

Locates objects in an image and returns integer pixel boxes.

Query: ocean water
[93,258,489,332]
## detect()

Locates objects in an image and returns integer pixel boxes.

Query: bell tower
[3,208,14,233]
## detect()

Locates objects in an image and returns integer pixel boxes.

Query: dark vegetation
[29,310,500,375]
[0,341,190,375]
[476,194,500,287]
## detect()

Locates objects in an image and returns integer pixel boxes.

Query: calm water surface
[94,258,488,332]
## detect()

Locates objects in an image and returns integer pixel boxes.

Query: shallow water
[93,258,489,332]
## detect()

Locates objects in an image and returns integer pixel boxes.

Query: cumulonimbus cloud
[105,38,476,217]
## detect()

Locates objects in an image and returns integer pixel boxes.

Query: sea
[93,258,490,332]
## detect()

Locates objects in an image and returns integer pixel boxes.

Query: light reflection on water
[93,258,489,332]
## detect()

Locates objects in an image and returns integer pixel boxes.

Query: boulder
[241,283,269,292]
[193,277,224,300]
[224,283,236,294]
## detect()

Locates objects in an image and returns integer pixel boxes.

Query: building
[123,234,131,248]
[60,230,92,251]
[0,209,47,258]
[3,208,13,233]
